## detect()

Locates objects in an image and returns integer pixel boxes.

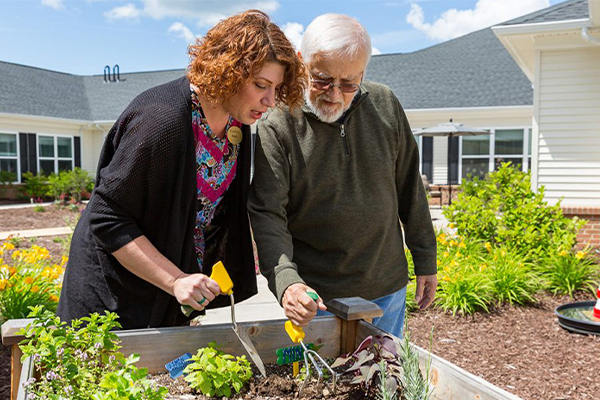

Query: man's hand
[282,283,327,326]
[415,274,438,310]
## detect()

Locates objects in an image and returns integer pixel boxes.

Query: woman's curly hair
[187,10,307,110]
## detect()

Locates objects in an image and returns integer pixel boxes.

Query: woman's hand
[172,273,222,311]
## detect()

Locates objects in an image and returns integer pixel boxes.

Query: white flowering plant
[19,306,167,400]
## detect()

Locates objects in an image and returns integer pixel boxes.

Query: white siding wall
[535,48,600,206]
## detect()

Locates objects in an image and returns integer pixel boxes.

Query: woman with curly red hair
[58,10,307,329]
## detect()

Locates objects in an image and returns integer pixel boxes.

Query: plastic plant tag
[276,343,317,365]
[165,352,193,379]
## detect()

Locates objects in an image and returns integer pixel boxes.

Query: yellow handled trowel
[181,262,266,376]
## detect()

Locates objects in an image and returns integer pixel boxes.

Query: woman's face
[226,61,285,125]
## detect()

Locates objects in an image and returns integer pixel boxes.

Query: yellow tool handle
[285,320,305,343]
[210,261,233,295]
[181,261,233,316]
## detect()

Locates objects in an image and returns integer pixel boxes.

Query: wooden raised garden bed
[2,297,522,400]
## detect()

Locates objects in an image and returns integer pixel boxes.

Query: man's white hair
[300,13,372,65]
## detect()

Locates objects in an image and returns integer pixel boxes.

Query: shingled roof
[365,27,532,109]
[500,0,589,26]
[10,0,582,121]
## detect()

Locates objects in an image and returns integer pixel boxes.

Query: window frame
[37,134,74,175]
[459,127,531,183]
[0,131,21,183]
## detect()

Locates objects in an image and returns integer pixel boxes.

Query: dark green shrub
[47,168,94,203]
[19,172,49,200]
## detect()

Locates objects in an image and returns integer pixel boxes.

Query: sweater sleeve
[248,119,305,303]
[394,99,438,276]
[88,101,187,253]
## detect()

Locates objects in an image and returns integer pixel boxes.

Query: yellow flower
[449,223,456,229]
[443,251,450,258]
[443,276,451,282]
[436,260,441,266]
[458,242,466,249]
[9,267,16,276]
[559,250,568,257]
[49,294,59,302]
[2,242,15,251]
[31,285,40,293]
[60,256,68,267]
[575,251,585,260]
[450,240,458,247]
[485,242,492,252]
[0,279,7,290]
[23,276,34,284]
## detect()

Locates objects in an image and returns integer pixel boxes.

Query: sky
[0,0,564,76]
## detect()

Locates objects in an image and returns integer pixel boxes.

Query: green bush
[485,246,539,306]
[48,167,94,203]
[19,172,48,200]
[536,249,599,297]
[444,163,584,264]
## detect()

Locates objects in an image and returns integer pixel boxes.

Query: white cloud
[141,0,280,26]
[168,22,196,44]
[407,0,550,41]
[104,3,143,21]
[282,22,303,50]
[372,47,382,55]
[41,0,64,10]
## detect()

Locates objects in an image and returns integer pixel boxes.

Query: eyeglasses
[310,77,361,93]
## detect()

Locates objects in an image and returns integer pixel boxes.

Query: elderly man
[248,13,437,337]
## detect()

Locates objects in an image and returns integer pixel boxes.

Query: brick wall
[562,207,600,251]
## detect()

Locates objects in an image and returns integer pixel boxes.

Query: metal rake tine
[310,349,337,394]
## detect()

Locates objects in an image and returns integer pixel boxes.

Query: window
[494,129,524,170]
[0,133,18,180]
[460,128,530,182]
[461,134,490,180]
[38,135,73,175]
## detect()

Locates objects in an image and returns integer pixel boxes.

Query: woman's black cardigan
[57,77,257,329]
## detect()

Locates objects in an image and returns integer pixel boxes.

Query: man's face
[305,52,366,123]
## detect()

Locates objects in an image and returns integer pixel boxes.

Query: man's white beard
[305,91,352,123]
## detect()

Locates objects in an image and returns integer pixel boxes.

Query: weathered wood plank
[117,317,341,374]
[356,321,524,400]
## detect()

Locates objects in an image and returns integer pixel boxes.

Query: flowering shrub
[19,307,167,400]
[0,241,65,323]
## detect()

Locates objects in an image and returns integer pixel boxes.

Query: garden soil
[1,204,599,400]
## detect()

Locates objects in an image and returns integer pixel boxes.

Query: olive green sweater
[248,81,437,304]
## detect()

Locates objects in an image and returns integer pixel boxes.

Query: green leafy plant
[19,307,167,400]
[537,249,599,297]
[93,354,168,400]
[33,204,45,212]
[19,171,49,201]
[436,262,493,316]
[444,163,585,265]
[331,335,403,397]
[47,167,94,203]
[485,246,539,306]
[0,170,17,197]
[183,341,253,397]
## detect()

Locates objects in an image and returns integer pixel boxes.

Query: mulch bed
[407,293,600,400]
[1,204,599,399]
[0,203,83,232]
